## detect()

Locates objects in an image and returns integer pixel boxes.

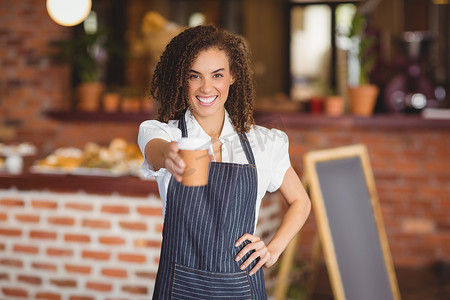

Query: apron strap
[179,111,188,138]
[178,112,255,165]
[238,133,256,166]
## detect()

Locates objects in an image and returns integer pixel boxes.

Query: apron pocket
[171,264,252,299]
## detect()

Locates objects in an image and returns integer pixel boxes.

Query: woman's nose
[200,78,213,93]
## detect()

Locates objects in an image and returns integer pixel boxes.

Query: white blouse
[138,110,291,227]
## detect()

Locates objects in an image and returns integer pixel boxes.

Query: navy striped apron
[152,114,267,299]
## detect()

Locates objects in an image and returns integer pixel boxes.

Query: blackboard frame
[304,144,400,300]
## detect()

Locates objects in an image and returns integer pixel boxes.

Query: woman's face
[187,47,234,121]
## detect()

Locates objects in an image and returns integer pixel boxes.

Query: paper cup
[177,138,211,186]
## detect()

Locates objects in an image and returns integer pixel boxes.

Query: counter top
[254,112,450,130]
[0,171,159,197]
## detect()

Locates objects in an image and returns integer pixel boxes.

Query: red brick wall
[0,190,162,299]
[0,188,281,299]
[284,125,450,268]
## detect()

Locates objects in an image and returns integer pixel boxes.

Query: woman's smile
[196,95,218,106]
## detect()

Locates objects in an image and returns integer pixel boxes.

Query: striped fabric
[172,264,251,299]
[152,113,267,299]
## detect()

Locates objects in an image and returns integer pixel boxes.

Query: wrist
[267,242,282,262]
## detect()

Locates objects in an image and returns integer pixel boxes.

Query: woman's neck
[193,111,225,140]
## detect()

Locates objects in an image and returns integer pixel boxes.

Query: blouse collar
[184,109,237,143]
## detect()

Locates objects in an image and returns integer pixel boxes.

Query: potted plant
[346,12,379,116]
[50,29,110,112]
[120,87,142,113]
[102,86,121,113]
[325,86,345,116]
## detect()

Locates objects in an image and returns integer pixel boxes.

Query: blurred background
[0,0,449,299]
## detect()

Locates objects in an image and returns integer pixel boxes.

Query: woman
[138,25,311,299]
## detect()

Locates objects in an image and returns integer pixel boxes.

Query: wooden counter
[254,112,450,130]
[0,171,159,197]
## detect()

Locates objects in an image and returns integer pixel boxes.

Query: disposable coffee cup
[177,138,211,186]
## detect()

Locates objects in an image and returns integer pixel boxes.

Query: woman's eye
[213,74,223,78]
[189,74,200,80]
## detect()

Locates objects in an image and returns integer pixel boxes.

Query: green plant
[50,29,111,83]
[348,12,377,85]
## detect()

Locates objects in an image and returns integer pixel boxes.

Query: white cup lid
[177,138,211,151]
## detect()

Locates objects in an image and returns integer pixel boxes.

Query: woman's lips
[196,96,217,106]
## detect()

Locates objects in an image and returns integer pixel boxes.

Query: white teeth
[197,96,216,104]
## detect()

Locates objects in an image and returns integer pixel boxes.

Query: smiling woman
[150,25,255,135]
[138,25,311,299]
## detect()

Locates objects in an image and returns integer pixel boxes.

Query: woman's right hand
[163,141,186,182]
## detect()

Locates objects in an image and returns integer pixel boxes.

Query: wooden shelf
[0,171,159,197]
[289,0,362,5]
[46,110,154,123]
[254,112,450,130]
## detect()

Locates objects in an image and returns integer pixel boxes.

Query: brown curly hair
[150,25,255,134]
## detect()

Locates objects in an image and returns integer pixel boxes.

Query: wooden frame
[303,144,400,300]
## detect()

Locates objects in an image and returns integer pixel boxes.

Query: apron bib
[152,114,267,299]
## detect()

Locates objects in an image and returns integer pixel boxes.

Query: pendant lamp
[46,0,92,27]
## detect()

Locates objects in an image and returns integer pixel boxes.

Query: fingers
[235,234,271,276]
[234,233,259,247]
[249,250,271,276]
[164,142,185,181]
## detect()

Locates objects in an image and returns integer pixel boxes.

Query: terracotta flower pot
[77,82,105,112]
[348,84,379,116]
[102,92,121,113]
[121,97,141,113]
[325,96,345,116]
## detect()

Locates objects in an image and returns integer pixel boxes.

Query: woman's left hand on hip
[234,233,273,276]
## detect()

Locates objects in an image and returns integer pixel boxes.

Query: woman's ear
[230,75,235,85]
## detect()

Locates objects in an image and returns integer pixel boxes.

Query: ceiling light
[46,0,92,27]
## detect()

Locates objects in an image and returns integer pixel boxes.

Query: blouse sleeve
[267,128,291,193]
[137,119,181,177]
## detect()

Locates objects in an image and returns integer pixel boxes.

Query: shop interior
[0,0,449,299]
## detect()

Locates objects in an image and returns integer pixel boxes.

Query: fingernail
[249,271,254,276]
[240,265,245,270]
[235,256,240,261]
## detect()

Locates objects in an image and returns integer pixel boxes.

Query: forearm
[266,196,311,262]
[145,138,185,182]
[145,138,170,171]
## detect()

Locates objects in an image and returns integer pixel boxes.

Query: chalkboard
[304,144,400,300]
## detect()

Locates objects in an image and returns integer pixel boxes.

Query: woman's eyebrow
[188,68,225,74]
[212,68,225,73]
